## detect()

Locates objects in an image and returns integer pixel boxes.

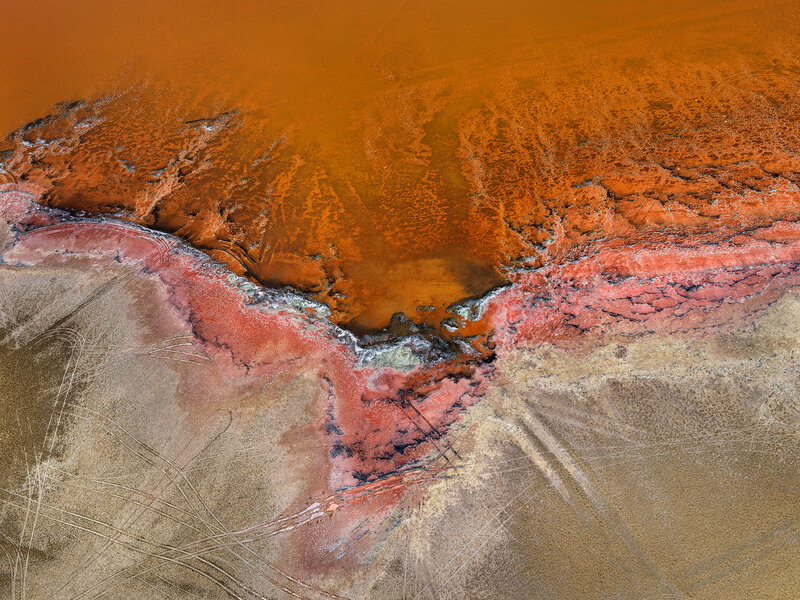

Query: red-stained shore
[5,182,800,570]
[0,185,487,490]
[487,220,800,350]
[6,181,800,477]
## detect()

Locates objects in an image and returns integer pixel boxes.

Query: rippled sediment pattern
[2,1,800,598]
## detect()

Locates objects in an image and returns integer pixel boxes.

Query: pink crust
[0,186,485,491]
[488,219,800,349]
[5,185,800,481]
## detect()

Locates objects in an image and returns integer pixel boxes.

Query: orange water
[2,0,799,333]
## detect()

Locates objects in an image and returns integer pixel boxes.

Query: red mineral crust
[486,188,800,349]
[0,184,486,492]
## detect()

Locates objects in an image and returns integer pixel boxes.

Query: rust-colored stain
[3,0,799,334]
